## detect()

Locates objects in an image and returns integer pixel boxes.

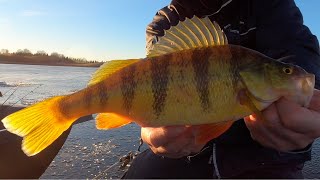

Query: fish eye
[283,67,293,74]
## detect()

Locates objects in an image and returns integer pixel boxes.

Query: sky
[0,0,319,62]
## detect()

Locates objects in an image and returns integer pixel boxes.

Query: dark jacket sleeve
[145,0,222,54]
[255,0,320,88]
[145,5,180,54]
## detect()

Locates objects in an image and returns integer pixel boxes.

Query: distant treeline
[0,49,103,67]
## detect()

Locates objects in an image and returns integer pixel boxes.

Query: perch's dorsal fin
[88,59,140,86]
[147,16,228,57]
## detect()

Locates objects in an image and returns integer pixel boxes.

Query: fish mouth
[247,74,315,107]
[293,74,315,94]
[294,74,315,107]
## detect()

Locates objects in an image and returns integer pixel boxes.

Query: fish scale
[1,16,315,156]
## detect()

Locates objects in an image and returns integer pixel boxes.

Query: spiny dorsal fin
[147,16,228,57]
[88,59,140,86]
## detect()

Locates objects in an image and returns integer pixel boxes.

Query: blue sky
[0,0,319,61]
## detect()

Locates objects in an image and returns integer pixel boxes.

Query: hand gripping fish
[1,17,315,156]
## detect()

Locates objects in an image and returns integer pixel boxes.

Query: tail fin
[1,96,77,156]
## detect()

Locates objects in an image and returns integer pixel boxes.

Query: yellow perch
[1,17,315,156]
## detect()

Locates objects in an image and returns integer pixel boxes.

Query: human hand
[244,89,320,152]
[141,126,207,158]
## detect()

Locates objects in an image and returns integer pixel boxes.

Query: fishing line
[0,84,43,112]
[1,68,90,109]
[1,81,28,96]
[93,139,144,179]
[0,86,20,108]
[11,84,43,107]
[93,160,121,179]
[1,85,18,96]
[0,81,29,108]
[93,151,140,179]
[2,66,93,106]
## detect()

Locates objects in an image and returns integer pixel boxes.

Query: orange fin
[195,121,234,144]
[88,59,140,87]
[1,96,77,156]
[96,113,132,130]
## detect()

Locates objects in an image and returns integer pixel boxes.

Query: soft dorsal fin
[147,16,228,57]
[88,59,140,86]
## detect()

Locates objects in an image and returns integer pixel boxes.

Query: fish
[1,16,315,156]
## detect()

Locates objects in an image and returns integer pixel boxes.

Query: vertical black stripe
[58,87,92,116]
[121,64,137,114]
[97,82,109,107]
[83,88,93,110]
[229,45,247,94]
[151,55,170,117]
[192,49,211,112]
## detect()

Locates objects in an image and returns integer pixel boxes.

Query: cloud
[20,10,46,17]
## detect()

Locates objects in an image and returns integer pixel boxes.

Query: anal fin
[195,121,234,144]
[96,113,132,130]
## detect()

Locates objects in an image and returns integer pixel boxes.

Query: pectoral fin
[239,90,265,121]
[96,113,132,130]
[195,121,234,144]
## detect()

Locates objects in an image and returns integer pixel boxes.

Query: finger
[150,135,194,158]
[185,140,206,154]
[259,119,311,151]
[155,134,193,154]
[244,111,292,151]
[260,126,311,152]
[150,126,190,148]
[308,89,320,111]
[147,126,205,158]
[245,112,312,151]
[141,126,187,148]
[276,97,320,136]
[152,146,191,159]
[141,127,155,147]
[153,142,204,159]
[244,116,276,148]
[261,103,280,124]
